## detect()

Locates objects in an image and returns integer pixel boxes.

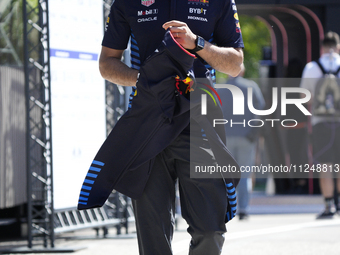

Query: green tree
[0,0,38,66]
[216,15,271,82]
[240,15,271,78]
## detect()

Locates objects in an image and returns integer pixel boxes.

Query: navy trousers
[132,127,228,255]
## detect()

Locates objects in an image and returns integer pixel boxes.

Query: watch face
[197,36,205,49]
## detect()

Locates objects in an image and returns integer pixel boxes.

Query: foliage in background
[0,0,38,66]
[216,15,271,83]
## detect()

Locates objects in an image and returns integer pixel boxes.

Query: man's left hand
[163,20,197,50]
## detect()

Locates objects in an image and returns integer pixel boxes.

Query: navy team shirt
[102,0,244,72]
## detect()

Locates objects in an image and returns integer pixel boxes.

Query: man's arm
[99,46,139,87]
[198,43,243,77]
[163,20,243,77]
[299,61,321,102]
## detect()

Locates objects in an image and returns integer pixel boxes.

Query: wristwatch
[190,35,205,53]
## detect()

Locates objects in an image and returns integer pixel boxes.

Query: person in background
[285,58,309,194]
[217,64,265,220]
[300,31,340,219]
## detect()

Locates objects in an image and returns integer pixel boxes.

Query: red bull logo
[188,0,209,6]
[175,76,194,95]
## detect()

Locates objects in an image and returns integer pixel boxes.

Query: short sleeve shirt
[102,0,244,71]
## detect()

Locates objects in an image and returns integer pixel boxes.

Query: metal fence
[0,0,131,249]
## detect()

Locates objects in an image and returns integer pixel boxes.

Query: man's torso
[103,0,243,70]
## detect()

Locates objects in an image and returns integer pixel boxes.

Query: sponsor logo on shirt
[235,21,241,33]
[137,9,158,16]
[236,20,241,33]
[138,16,157,23]
[188,0,209,7]
[188,16,208,22]
[234,9,241,33]
[141,0,155,7]
[105,17,110,32]
[232,0,237,11]
[189,8,207,15]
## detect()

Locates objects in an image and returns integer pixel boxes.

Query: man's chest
[125,0,221,41]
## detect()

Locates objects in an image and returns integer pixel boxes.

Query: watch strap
[190,35,204,53]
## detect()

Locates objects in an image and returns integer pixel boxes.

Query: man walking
[98,0,244,254]
[300,31,340,219]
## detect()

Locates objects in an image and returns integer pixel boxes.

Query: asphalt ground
[1,195,340,255]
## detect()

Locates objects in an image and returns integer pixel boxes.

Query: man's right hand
[162,20,197,50]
